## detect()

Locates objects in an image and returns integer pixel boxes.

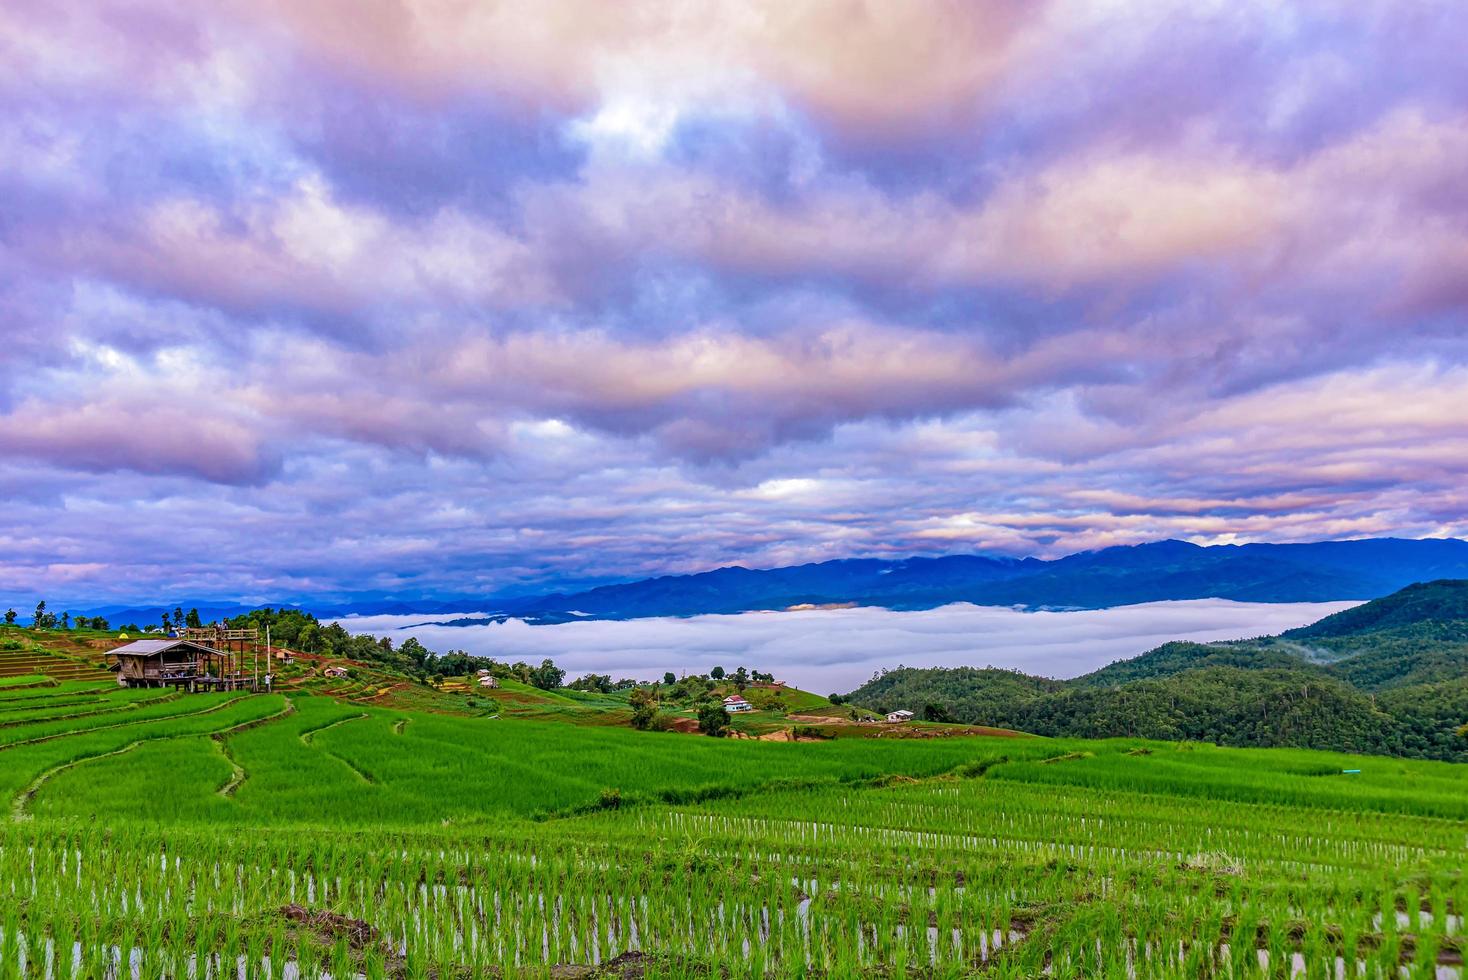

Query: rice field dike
[0,627,1464,977]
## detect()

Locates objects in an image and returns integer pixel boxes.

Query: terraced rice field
[0,644,113,683]
[0,679,1463,977]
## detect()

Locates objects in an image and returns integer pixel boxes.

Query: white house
[723,694,754,713]
[477,675,499,689]
[885,709,914,723]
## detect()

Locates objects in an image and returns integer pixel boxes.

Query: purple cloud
[0,0,1466,605]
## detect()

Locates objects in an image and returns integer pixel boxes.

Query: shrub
[629,687,659,730]
[697,701,731,737]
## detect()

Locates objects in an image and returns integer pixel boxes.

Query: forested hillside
[847,580,1468,761]
[1284,579,1468,638]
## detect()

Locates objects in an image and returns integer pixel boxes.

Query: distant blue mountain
[42,537,1468,626]
[482,537,1468,623]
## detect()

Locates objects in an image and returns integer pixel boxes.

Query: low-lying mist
[334,599,1358,692]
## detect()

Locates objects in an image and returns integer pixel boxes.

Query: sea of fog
[332,599,1359,692]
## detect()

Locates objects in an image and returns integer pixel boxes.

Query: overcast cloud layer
[3,2,1467,604]
[337,600,1358,692]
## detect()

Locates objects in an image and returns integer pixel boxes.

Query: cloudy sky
[3,1,1467,605]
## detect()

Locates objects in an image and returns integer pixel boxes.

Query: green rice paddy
[0,677,1462,977]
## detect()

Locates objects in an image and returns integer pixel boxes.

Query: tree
[160,612,171,632]
[697,700,731,737]
[732,666,750,686]
[398,638,430,670]
[185,608,202,629]
[569,673,615,693]
[3,609,15,625]
[922,702,957,723]
[173,607,184,629]
[629,687,660,730]
[33,601,51,629]
[710,665,726,680]
[60,611,71,630]
[90,616,109,631]
[663,671,677,686]
[828,693,845,705]
[295,620,320,652]
[530,658,565,691]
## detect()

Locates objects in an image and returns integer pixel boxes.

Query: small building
[477,675,499,689]
[323,666,349,679]
[885,709,914,724]
[110,639,230,689]
[723,694,754,713]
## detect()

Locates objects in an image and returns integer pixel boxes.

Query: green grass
[0,674,52,689]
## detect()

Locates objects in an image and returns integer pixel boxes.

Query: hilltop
[846,580,1468,761]
[1284,578,1468,640]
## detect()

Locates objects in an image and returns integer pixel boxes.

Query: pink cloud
[243,0,1042,133]
[0,397,277,485]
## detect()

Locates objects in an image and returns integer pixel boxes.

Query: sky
[3,1,1467,606]
[335,599,1360,691]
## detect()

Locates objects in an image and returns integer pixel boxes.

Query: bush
[598,787,622,810]
[697,701,731,737]
[629,687,659,730]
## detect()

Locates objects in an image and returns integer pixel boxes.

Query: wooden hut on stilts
[109,627,263,691]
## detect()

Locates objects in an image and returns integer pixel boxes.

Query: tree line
[6,600,114,632]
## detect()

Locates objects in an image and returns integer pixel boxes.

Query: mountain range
[447,536,1468,624]
[52,536,1468,627]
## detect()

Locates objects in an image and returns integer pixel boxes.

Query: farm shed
[885,709,914,723]
[323,666,350,679]
[478,675,499,688]
[110,639,232,689]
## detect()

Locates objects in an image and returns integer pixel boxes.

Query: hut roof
[111,639,221,658]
